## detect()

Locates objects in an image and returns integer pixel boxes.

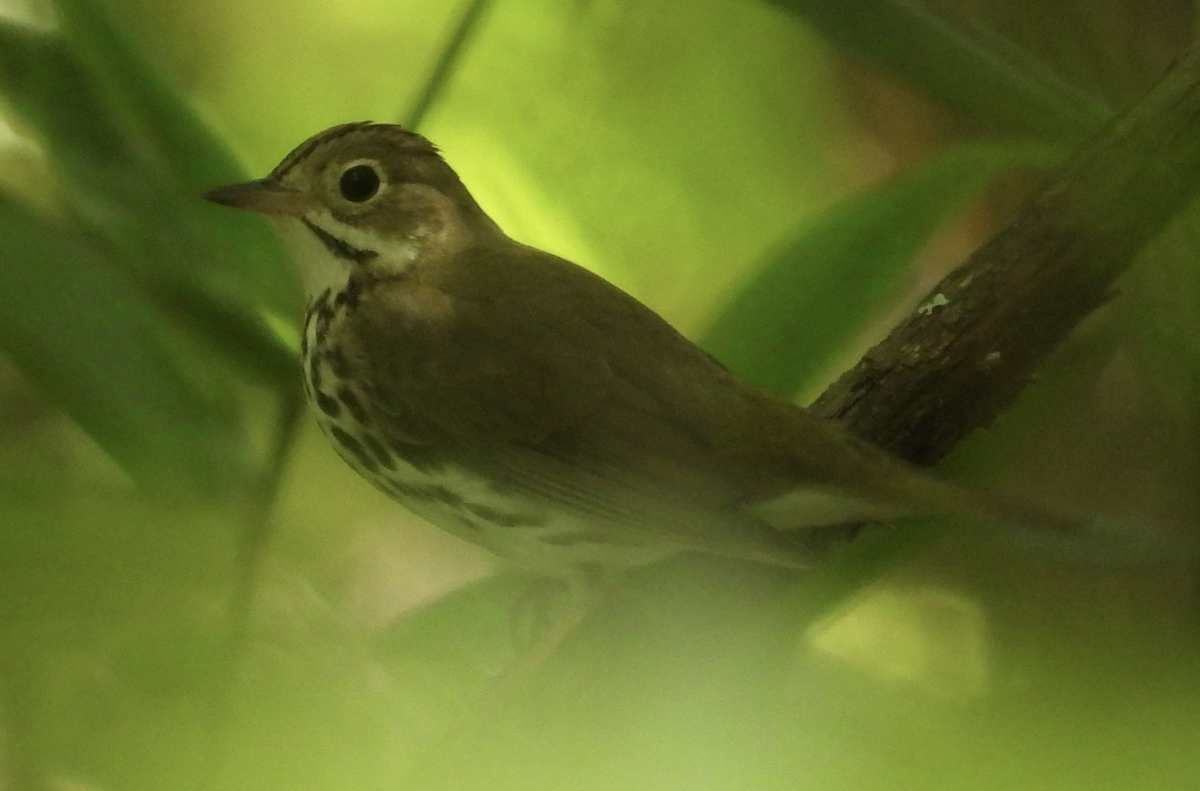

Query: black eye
[339,164,381,202]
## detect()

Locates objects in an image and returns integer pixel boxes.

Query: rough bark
[812,46,1200,465]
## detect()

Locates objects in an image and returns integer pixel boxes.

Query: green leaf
[0,14,301,345]
[0,20,136,187]
[0,192,246,495]
[700,141,1065,398]
[51,0,250,192]
[50,0,302,313]
[767,0,1110,142]
[154,280,298,390]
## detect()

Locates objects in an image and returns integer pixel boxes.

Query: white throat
[270,212,419,304]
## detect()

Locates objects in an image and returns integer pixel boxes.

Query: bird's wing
[349,243,895,564]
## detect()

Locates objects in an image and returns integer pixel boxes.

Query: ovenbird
[204,122,1138,581]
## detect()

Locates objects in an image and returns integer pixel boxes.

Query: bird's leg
[500,568,608,683]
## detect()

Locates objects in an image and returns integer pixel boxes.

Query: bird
[203,121,1154,592]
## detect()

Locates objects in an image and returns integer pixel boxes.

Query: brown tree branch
[812,45,1200,464]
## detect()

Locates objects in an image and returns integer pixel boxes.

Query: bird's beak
[203,178,318,216]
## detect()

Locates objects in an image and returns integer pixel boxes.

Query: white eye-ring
[337,159,385,203]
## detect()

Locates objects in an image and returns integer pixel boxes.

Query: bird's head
[205,122,495,301]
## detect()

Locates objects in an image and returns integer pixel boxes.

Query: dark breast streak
[300,285,547,543]
[298,281,738,575]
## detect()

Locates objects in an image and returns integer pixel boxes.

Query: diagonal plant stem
[204,386,305,789]
[793,43,1200,607]
[812,45,1200,459]
[403,0,495,130]
[230,387,306,636]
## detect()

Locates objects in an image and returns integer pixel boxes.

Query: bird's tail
[870,462,1193,567]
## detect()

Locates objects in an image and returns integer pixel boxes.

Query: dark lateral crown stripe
[271,121,370,181]
[302,218,377,265]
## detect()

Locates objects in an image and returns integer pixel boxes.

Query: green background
[0,0,1197,789]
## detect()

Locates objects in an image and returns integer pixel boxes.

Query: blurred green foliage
[701,139,1064,396]
[0,1,1197,790]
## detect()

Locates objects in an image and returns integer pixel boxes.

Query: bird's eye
[339,163,381,202]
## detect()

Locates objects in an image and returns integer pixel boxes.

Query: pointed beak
[203,178,318,216]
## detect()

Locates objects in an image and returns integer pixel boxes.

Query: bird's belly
[301,363,674,577]
[317,413,674,575]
